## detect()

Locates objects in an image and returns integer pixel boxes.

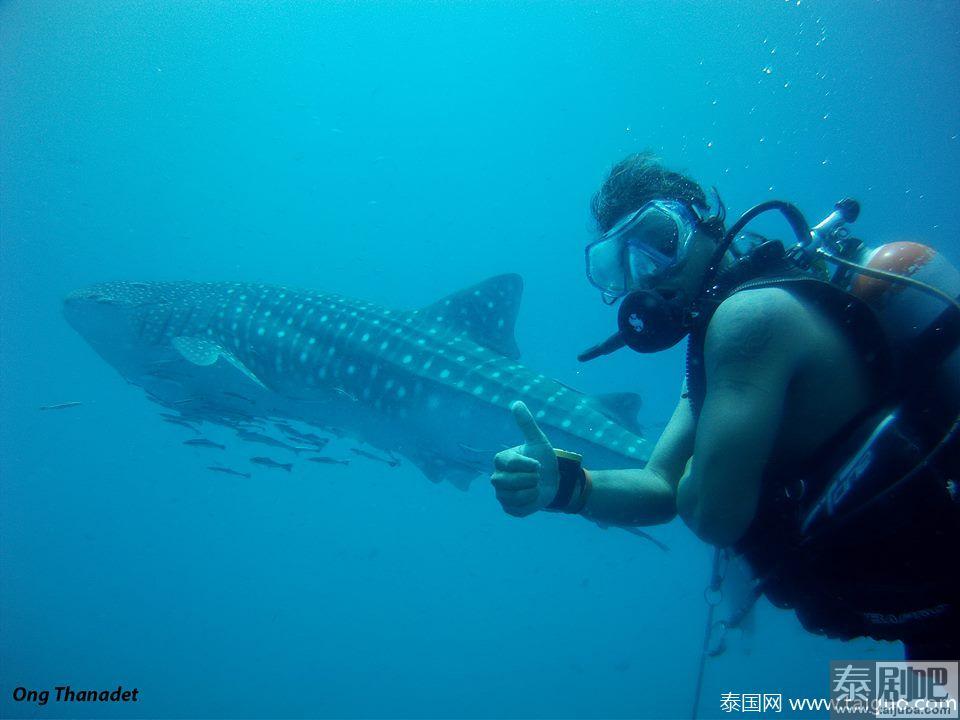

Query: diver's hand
[491,401,560,517]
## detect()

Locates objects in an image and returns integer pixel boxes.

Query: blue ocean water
[1,1,957,718]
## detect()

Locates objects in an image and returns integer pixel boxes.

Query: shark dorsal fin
[590,392,644,437]
[417,274,523,359]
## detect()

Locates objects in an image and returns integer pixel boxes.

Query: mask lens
[626,248,661,281]
[630,212,680,258]
[585,200,695,297]
[585,236,629,296]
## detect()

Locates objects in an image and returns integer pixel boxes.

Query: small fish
[194,407,256,424]
[183,438,226,450]
[250,456,293,472]
[146,368,190,380]
[274,422,330,449]
[350,448,400,467]
[307,456,351,466]
[206,465,251,479]
[222,391,255,404]
[39,401,83,411]
[160,412,193,423]
[292,438,329,452]
[236,429,301,453]
[145,391,173,407]
[161,415,200,433]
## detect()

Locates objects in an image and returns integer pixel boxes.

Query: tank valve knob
[835,198,860,224]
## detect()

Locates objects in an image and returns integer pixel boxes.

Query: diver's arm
[579,386,695,526]
[675,289,802,547]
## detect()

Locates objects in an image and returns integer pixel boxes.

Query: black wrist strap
[547,452,586,511]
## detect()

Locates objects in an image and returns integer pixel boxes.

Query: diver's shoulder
[706,287,811,358]
[711,286,806,330]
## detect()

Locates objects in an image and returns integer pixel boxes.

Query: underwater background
[1,1,958,718]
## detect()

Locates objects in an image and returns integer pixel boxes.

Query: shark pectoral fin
[171,336,267,389]
[590,392,645,437]
[416,274,524,359]
[172,336,221,366]
[221,351,268,389]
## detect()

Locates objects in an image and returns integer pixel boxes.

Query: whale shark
[63,275,650,488]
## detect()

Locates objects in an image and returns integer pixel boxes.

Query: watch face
[554,449,584,462]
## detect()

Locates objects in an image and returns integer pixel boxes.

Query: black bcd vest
[684,250,959,643]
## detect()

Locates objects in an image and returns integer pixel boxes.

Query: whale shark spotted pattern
[64,275,649,487]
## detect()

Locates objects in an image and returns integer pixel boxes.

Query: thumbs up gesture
[491,401,560,517]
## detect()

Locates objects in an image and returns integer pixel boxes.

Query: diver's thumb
[511,401,550,447]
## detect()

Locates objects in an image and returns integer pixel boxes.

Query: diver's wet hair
[591,152,710,234]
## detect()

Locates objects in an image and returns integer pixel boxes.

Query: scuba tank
[799,236,960,539]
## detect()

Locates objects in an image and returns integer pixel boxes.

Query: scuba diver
[490,153,960,660]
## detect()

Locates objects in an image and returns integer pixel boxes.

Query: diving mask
[585,199,702,300]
